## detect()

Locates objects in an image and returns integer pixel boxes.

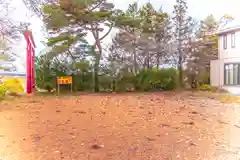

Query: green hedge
[135,68,177,91]
[35,68,178,92]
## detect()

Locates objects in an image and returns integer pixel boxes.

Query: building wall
[218,31,240,59]
[211,30,240,90]
[210,60,220,86]
[211,58,240,87]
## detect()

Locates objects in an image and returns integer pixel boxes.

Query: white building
[210,20,240,93]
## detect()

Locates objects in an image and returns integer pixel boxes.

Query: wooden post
[57,83,60,95]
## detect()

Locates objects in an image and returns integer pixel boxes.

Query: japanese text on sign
[57,76,72,84]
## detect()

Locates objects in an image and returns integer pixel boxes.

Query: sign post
[56,76,73,95]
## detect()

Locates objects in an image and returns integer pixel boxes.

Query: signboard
[57,76,72,84]
[56,76,73,95]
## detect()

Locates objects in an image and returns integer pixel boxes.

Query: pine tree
[172,0,194,87]
[114,2,168,72]
[39,0,117,92]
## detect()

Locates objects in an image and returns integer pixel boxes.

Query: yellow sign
[57,76,72,84]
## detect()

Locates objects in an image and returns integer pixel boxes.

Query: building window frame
[224,63,240,85]
[231,32,235,48]
[223,34,227,49]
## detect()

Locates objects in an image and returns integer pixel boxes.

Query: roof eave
[216,26,240,35]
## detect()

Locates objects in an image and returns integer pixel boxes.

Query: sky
[6,0,240,72]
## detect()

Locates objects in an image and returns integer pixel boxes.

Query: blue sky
[8,0,240,71]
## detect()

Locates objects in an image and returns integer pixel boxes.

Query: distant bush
[116,72,135,92]
[35,62,179,92]
[135,68,178,91]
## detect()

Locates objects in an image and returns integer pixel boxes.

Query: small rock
[189,142,196,146]
[101,111,106,115]
[73,110,86,114]
[34,136,41,143]
[161,124,170,127]
[156,133,161,137]
[218,120,229,124]
[145,136,156,141]
[128,147,138,152]
[190,111,198,114]
[91,144,104,149]
[182,121,194,125]
[234,124,240,128]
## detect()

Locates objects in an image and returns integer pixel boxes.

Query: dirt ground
[0,92,240,160]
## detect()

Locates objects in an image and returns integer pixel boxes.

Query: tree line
[21,0,233,92]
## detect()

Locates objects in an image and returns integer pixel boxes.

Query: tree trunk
[178,54,183,88]
[94,68,99,92]
[156,54,160,69]
[94,54,100,92]
[112,79,116,91]
[133,44,137,75]
[147,52,150,69]
[132,28,137,75]
[90,23,112,92]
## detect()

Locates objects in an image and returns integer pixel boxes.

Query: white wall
[217,31,240,87]
[211,58,240,87]
[211,27,240,93]
[219,31,240,59]
[210,60,220,86]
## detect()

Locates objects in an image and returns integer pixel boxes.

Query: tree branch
[100,23,113,41]
[88,0,104,11]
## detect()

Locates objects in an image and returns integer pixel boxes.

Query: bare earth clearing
[0,92,240,160]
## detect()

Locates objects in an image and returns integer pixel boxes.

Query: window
[223,35,227,49]
[224,63,240,85]
[231,32,235,48]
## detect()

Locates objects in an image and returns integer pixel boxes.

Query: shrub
[116,72,136,92]
[3,78,24,94]
[99,75,112,91]
[198,84,218,92]
[0,83,7,98]
[44,82,54,92]
[0,78,24,98]
[135,68,178,91]
[73,73,93,91]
